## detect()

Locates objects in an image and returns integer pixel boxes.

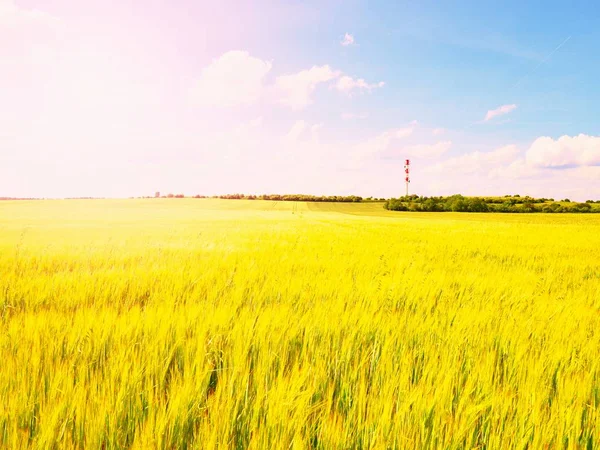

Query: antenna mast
[404,159,410,196]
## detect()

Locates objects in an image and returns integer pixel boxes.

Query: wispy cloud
[283,120,307,142]
[388,24,542,61]
[274,65,340,110]
[351,126,416,164]
[341,112,368,120]
[485,104,517,121]
[401,141,453,159]
[512,36,572,88]
[335,76,384,95]
[191,51,272,108]
[428,145,520,175]
[0,0,60,28]
[341,33,354,46]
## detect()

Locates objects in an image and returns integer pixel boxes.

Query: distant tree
[521,202,536,212]
[384,199,408,211]
[542,203,562,213]
[155,192,160,198]
[573,203,592,212]
[496,203,512,213]
[446,195,468,212]
[421,198,442,211]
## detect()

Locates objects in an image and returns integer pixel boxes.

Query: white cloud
[352,126,416,163]
[429,134,600,187]
[341,112,368,120]
[489,158,541,179]
[429,145,520,175]
[483,135,600,198]
[485,104,517,121]
[282,120,322,147]
[274,65,340,110]
[191,51,385,110]
[248,117,263,128]
[402,141,453,159]
[284,120,307,142]
[570,165,600,180]
[341,33,354,46]
[234,117,263,135]
[432,128,445,135]
[191,51,272,107]
[394,127,417,139]
[335,76,384,95]
[525,134,600,168]
[0,0,62,85]
[0,0,59,28]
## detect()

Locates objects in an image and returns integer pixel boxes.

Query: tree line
[214,194,363,202]
[384,195,600,213]
[148,193,364,202]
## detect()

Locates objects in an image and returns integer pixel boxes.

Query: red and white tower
[404,159,410,196]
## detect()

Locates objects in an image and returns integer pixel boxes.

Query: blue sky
[260,0,599,137]
[1,0,599,199]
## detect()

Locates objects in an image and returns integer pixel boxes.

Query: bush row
[384,195,599,213]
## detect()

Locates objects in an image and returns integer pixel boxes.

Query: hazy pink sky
[1,0,599,199]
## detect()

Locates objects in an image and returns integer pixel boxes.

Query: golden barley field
[1,199,600,449]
